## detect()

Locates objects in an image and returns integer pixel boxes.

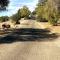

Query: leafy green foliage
[0,16,9,22]
[19,6,31,19]
[35,1,48,22]
[0,0,9,11]
[35,0,60,25]
[10,12,21,24]
[10,6,31,23]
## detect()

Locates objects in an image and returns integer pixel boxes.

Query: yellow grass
[50,26,60,33]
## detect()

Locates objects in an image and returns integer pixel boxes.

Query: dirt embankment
[36,22,60,34]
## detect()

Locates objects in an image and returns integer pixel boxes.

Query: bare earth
[0,20,60,60]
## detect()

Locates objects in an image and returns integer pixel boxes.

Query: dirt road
[0,20,60,60]
[0,40,60,60]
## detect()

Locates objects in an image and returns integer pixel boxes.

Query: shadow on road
[0,28,59,44]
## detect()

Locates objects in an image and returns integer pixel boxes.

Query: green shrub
[49,18,58,26]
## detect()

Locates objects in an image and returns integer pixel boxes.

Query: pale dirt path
[0,40,60,60]
[17,20,43,29]
[0,20,60,60]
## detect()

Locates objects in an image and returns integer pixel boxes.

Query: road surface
[0,20,60,60]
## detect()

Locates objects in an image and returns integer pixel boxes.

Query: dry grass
[37,22,60,33]
[49,26,60,33]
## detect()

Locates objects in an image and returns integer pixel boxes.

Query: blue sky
[0,0,38,16]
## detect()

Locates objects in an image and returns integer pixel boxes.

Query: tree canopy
[19,6,31,19]
[0,16,9,22]
[35,0,60,25]
[0,0,9,11]
[10,12,21,24]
